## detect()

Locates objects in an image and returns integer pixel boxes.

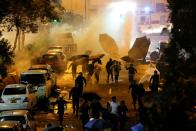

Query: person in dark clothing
[126,64,137,83]
[112,61,121,83]
[149,70,160,93]
[69,84,81,117]
[80,100,90,131]
[94,62,102,84]
[138,105,148,125]
[56,97,67,125]
[68,61,77,80]
[75,72,87,97]
[106,58,114,83]
[117,100,129,131]
[87,63,94,76]
[102,102,111,121]
[90,98,103,119]
[137,83,145,108]
[129,80,138,111]
[82,59,88,76]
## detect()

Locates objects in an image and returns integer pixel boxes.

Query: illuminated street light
[109,1,137,15]
[144,6,151,14]
[102,0,137,50]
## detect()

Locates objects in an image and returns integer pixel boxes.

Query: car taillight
[0,98,4,103]
[23,97,29,102]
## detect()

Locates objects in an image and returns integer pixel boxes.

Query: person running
[126,64,137,83]
[75,72,87,97]
[86,62,94,83]
[90,98,103,119]
[117,100,129,131]
[94,62,102,84]
[106,58,114,83]
[69,84,81,117]
[113,61,121,83]
[129,80,138,111]
[68,61,77,80]
[56,96,67,125]
[80,100,90,131]
[137,83,145,108]
[108,96,119,131]
[149,70,160,93]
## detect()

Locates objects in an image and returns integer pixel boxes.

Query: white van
[20,70,52,100]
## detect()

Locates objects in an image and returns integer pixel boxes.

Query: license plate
[10,99,16,103]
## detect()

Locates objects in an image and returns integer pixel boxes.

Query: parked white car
[0,84,37,111]
[0,110,36,131]
[20,70,52,99]
[28,64,56,88]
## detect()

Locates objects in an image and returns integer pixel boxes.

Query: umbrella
[130,123,144,131]
[85,119,112,129]
[82,92,101,101]
[120,56,134,62]
[69,54,89,61]
[89,54,105,60]
[99,34,119,55]
[128,36,150,61]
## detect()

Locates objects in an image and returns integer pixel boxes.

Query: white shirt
[109,101,119,115]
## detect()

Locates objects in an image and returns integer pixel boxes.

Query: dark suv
[41,52,66,73]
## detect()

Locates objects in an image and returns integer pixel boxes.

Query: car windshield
[20,74,45,85]
[42,55,57,62]
[3,87,26,95]
[0,116,26,124]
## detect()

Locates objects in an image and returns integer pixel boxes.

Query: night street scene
[0,0,195,131]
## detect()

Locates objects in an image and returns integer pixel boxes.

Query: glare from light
[109,1,137,15]
[101,0,138,48]
[144,6,151,14]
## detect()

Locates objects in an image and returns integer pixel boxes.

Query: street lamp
[144,6,152,29]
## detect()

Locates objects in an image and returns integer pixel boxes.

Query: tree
[0,38,14,77]
[0,0,63,51]
[145,0,196,130]
[0,0,9,22]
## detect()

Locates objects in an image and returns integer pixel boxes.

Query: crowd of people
[54,71,130,130]
[68,58,122,84]
[53,58,160,131]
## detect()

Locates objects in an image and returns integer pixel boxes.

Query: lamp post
[144,6,152,33]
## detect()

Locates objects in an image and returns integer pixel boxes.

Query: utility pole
[84,0,89,20]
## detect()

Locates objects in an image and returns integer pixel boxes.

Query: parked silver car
[0,110,35,131]
[0,84,37,111]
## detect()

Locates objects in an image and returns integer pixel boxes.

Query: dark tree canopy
[0,38,15,77]
[147,0,196,130]
[0,0,63,50]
